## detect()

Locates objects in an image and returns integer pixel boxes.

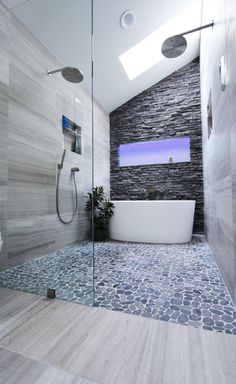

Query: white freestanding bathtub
[109,200,195,244]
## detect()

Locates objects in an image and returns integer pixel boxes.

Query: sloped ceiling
[93,0,203,112]
[3,0,203,112]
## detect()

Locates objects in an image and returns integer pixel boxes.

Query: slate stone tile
[110,59,203,233]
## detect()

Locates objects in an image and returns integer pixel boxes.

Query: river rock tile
[0,236,236,334]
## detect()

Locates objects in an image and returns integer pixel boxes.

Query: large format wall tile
[201,0,236,304]
[0,3,8,269]
[55,80,93,247]
[0,5,109,269]
[0,3,9,270]
[7,15,57,264]
[0,82,8,187]
[0,2,9,86]
[54,77,110,248]
[94,99,110,191]
[226,0,236,306]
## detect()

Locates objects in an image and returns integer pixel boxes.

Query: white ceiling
[93,0,203,112]
[3,0,203,113]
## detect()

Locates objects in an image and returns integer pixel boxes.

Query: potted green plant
[85,186,114,241]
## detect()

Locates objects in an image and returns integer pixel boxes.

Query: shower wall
[201,0,236,304]
[0,2,9,270]
[0,4,109,269]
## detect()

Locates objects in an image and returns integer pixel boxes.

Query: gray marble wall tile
[0,82,8,186]
[0,3,9,269]
[201,0,236,304]
[0,82,8,269]
[1,1,27,10]
[7,15,58,264]
[55,80,93,247]
[0,2,9,86]
[54,72,110,248]
[0,7,109,269]
[94,99,110,192]
[227,0,236,308]
[0,187,7,270]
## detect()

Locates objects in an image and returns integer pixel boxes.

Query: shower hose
[56,156,78,224]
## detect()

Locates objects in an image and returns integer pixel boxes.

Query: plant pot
[94,227,108,241]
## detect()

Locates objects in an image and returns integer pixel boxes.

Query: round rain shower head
[161,35,187,58]
[47,67,84,83]
[161,22,214,59]
[61,67,83,83]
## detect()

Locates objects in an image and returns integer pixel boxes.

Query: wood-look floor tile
[0,288,235,384]
[0,347,98,384]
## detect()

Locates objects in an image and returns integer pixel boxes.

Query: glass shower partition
[0,0,95,306]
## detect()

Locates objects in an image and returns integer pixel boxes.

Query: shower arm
[47,68,65,76]
[180,21,214,37]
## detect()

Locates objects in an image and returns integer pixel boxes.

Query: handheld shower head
[58,149,66,170]
[47,67,84,83]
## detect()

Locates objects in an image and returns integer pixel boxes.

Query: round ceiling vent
[120,10,136,29]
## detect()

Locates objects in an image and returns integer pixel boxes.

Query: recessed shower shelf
[62,115,82,155]
[63,127,81,137]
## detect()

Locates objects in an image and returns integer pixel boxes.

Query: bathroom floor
[0,236,236,334]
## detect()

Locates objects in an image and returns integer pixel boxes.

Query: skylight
[119,30,164,81]
[119,2,200,80]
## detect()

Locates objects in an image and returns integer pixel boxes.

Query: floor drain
[47,288,56,299]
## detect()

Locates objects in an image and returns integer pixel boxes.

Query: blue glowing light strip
[119,137,190,167]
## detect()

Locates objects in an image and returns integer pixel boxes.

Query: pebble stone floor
[0,236,236,334]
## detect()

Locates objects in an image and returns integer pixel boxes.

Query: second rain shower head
[47,66,84,83]
[161,35,187,58]
[161,21,214,59]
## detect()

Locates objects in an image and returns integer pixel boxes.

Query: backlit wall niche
[119,137,190,167]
